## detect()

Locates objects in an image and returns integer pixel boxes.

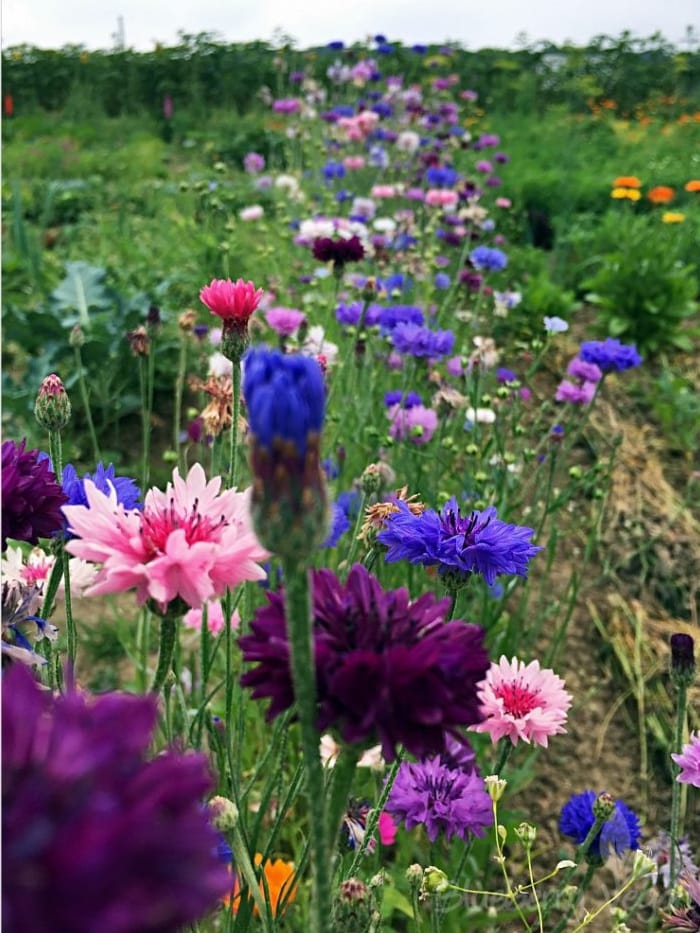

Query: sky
[2,0,699,52]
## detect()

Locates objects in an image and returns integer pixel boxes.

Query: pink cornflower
[470,656,572,747]
[672,732,700,787]
[64,464,268,613]
[265,307,306,337]
[199,278,264,324]
[183,600,238,636]
[343,155,366,170]
[387,404,438,444]
[371,184,397,199]
[425,189,459,208]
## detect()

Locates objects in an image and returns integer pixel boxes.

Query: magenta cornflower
[63,463,268,612]
[239,563,489,761]
[265,307,307,337]
[199,278,264,324]
[470,656,572,747]
[672,732,700,787]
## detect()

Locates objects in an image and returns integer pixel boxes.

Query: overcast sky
[2,0,698,51]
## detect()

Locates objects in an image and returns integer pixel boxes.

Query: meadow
[2,33,700,933]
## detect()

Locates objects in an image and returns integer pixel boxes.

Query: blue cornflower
[392,233,418,250]
[243,347,325,456]
[559,791,641,859]
[327,40,345,50]
[336,490,361,521]
[470,246,508,272]
[336,302,382,328]
[321,501,351,549]
[425,166,458,188]
[378,273,412,294]
[544,316,569,334]
[377,497,542,587]
[368,145,389,169]
[384,390,422,409]
[496,368,517,384]
[390,323,455,359]
[434,272,451,289]
[322,160,346,181]
[62,462,142,512]
[579,338,642,372]
[377,305,425,333]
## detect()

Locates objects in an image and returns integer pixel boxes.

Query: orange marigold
[612,176,642,189]
[647,185,675,204]
[685,179,700,192]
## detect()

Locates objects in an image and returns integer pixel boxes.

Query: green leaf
[51,262,112,327]
[381,886,415,919]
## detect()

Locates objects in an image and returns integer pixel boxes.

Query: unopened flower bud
[69,325,85,348]
[208,795,239,831]
[178,309,198,332]
[484,774,507,802]
[592,792,615,822]
[127,325,149,356]
[670,633,696,688]
[35,374,71,431]
[515,822,537,846]
[406,864,423,888]
[422,866,449,895]
[630,849,656,880]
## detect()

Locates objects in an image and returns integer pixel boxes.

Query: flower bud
[592,792,615,822]
[515,822,537,847]
[208,795,239,831]
[406,864,424,888]
[178,309,197,332]
[670,633,696,688]
[484,774,507,802]
[422,866,449,895]
[69,325,85,348]
[34,374,72,431]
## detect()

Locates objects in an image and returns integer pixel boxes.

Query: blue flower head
[579,338,642,372]
[559,790,641,859]
[243,347,325,457]
[321,501,351,549]
[62,462,142,511]
[470,246,508,272]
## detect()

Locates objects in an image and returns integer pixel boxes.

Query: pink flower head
[387,404,438,444]
[183,600,238,636]
[672,732,700,787]
[378,811,398,846]
[425,189,459,208]
[64,463,269,613]
[265,307,306,337]
[470,656,572,747]
[343,155,366,170]
[199,278,264,324]
[495,197,512,208]
[370,184,397,199]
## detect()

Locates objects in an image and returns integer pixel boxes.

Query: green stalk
[281,559,330,933]
[48,429,78,669]
[151,613,178,694]
[73,345,101,464]
[138,355,151,491]
[325,746,360,854]
[174,333,188,471]
[229,358,241,489]
[669,680,688,890]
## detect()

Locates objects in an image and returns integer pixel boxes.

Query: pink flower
[239,205,264,221]
[425,189,458,208]
[387,404,438,444]
[672,732,700,787]
[183,600,239,636]
[64,464,268,613]
[343,155,366,170]
[378,811,397,846]
[265,307,306,337]
[470,656,572,747]
[555,379,597,404]
[199,278,264,324]
[370,184,397,199]
[495,197,512,208]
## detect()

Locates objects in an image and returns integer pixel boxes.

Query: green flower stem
[341,492,366,573]
[228,824,273,932]
[669,679,688,891]
[281,559,330,933]
[174,334,188,471]
[229,357,241,490]
[491,798,533,932]
[549,816,606,933]
[552,863,597,933]
[346,753,403,877]
[48,429,78,669]
[138,355,151,491]
[325,746,359,854]
[73,345,101,464]
[151,613,178,694]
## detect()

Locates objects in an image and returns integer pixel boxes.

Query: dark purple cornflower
[377,497,542,587]
[1,440,68,550]
[239,563,489,760]
[559,790,641,859]
[312,235,365,267]
[387,757,491,842]
[2,664,231,933]
[579,338,642,372]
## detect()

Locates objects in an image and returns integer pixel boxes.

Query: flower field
[2,32,700,933]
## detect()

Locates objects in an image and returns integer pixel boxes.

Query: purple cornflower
[265,307,306,337]
[387,757,491,842]
[470,246,508,272]
[390,323,455,358]
[672,733,700,787]
[434,272,451,289]
[559,790,641,859]
[1,440,68,550]
[2,664,231,933]
[579,338,642,372]
[555,379,597,405]
[243,152,265,174]
[387,404,438,444]
[272,98,300,114]
[239,563,489,760]
[377,497,542,587]
[567,358,603,383]
[312,235,365,266]
[377,305,424,333]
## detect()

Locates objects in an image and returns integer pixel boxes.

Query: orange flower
[647,185,675,204]
[685,179,700,192]
[612,176,642,188]
[227,854,297,917]
[662,212,685,224]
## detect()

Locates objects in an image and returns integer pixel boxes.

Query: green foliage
[582,216,698,354]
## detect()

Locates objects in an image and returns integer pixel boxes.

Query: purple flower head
[390,323,455,359]
[470,246,508,272]
[377,498,542,587]
[672,732,700,787]
[579,338,642,372]
[434,272,451,289]
[1,440,68,550]
[555,379,597,405]
[265,307,306,337]
[559,790,641,859]
[387,757,491,842]
[497,367,517,384]
[387,404,439,444]
[2,664,231,933]
[378,305,424,333]
[384,390,422,409]
[567,357,603,383]
[544,316,569,334]
[243,152,265,174]
[312,235,365,266]
[239,563,489,761]
[272,97,300,114]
